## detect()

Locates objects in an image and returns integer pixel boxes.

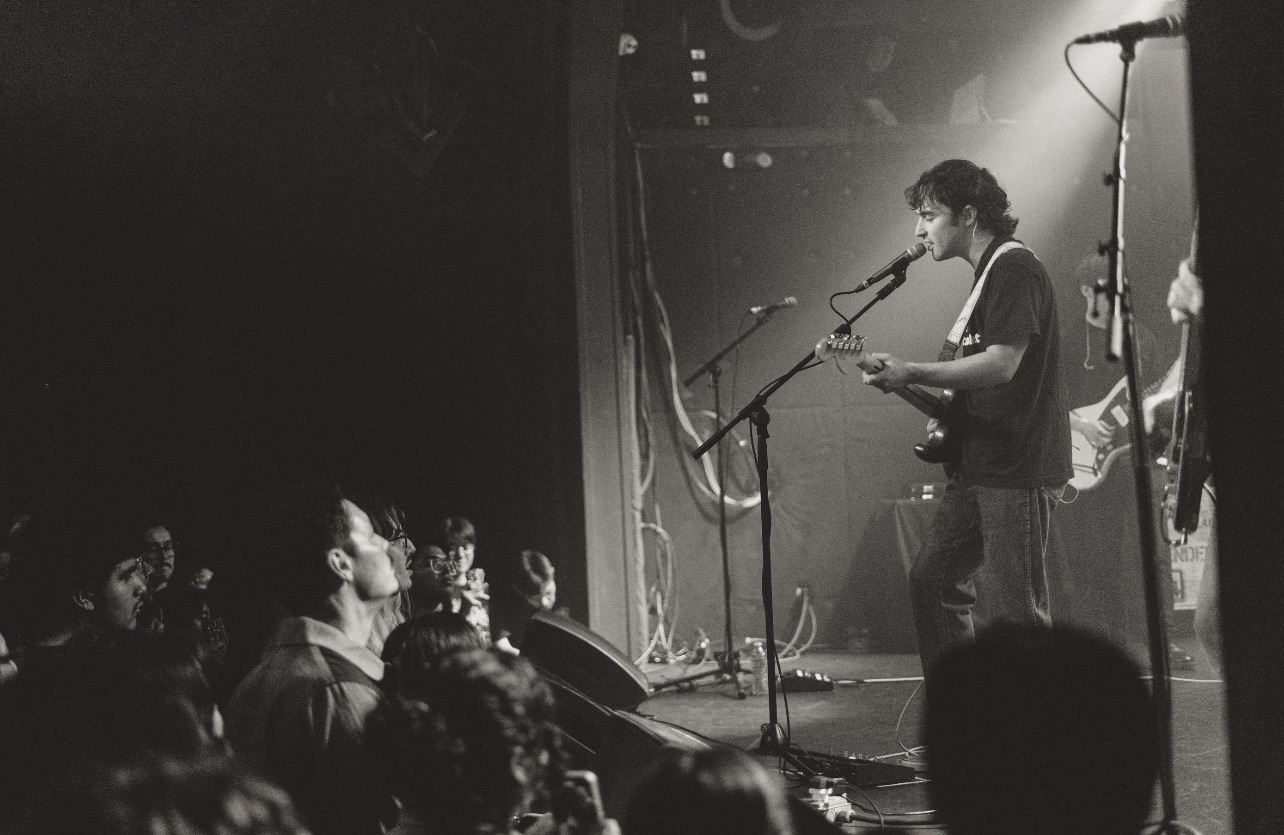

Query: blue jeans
[910,475,1063,681]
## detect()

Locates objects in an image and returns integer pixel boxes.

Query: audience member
[924,622,1159,835]
[491,549,558,655]
[26,755,309,835]
[140,520,179,596]
[440,516,490,641]
[622,747,795,835]
[0,513,148,655]
[368,648,563,835]
[407,544,453,615]
[0,629,17,686]
[347,492,415,656]
[135,518,180,633]
[380,610,486,697]
[163,582,229,668]
[224,482,400,835]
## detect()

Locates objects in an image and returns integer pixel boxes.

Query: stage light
[968,0,1176,250]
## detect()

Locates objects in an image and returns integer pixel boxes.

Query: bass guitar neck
[1166,227,1209,536]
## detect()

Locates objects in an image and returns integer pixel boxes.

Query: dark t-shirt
[953,237,1072,488]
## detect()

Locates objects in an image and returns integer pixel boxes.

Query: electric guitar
[1070,366,1176,492]
[816,333,958,464]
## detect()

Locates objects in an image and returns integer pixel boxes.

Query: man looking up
[860,159,1072,685]
[225,483,400,835]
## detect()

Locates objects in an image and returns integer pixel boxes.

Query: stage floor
[638,645,1230,834]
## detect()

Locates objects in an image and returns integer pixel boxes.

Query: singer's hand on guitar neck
[859,339,1029,392]
[861,352,912,391]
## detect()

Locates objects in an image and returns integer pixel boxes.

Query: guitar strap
[938,241,1027,362]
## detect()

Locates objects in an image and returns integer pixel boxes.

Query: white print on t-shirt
[961,332,982,347]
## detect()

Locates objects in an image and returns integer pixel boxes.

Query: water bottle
[750,640,768,696]
[693,628,710,664]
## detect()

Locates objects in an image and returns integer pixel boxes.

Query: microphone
[1073,14,1184,45]
[852,243,928,292]
[748,297,798,316]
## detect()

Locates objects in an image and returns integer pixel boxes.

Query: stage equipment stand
[1093,34,1198,835]
[693,271,914,769]
[653,310,785,696]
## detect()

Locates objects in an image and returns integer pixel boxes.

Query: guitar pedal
[780,669,834,692]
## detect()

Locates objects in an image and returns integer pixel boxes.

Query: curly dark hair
[442,516,476,549]
[905,159,1018,237]
[380,611,487,697]
[368,649,563,834]
[263,482,352,615]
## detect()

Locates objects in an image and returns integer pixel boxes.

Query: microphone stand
[653,310,782,696]
[693,270,912,768]
[1094,35,1193,835]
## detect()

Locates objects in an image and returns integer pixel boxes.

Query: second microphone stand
[654,309,783,696]
[693,270,912,764]
[1093,34,1195,835]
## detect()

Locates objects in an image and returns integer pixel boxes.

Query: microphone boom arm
[693,269,911,460]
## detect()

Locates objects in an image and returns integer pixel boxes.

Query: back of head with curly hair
[905,159,1018,237]
[369,648,563,835]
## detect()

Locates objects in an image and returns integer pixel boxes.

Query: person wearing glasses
[442,517,490,643]
[347,492,416,656]
[134,520,178,633]
[140,522,178,595]
[402,520,491,644]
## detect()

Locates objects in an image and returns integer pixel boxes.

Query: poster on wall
[1169,488,1214,611]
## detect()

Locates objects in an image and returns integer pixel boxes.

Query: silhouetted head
[925,623,1158,835]
[624,747,795,835]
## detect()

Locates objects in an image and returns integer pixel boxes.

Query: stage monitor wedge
[523,612,651,710]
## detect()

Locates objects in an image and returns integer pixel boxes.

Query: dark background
[0,0,588,614]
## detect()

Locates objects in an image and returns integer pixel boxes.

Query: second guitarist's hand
[1167,257,1202,323]
[1069,412,1117,448]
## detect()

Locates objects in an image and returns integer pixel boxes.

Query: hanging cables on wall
[620,122,776,664]
[630,148,762,512]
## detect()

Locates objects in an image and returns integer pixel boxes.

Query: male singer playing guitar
[861,160,1072,685]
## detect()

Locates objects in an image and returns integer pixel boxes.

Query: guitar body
[1069,376,1133,491]
[817,333,959,465]
[913,389,958,464]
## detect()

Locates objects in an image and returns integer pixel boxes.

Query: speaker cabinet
[523,612,650,710]
[537,667,840,833]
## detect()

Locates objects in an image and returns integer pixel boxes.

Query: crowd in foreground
[0,482,1161,835]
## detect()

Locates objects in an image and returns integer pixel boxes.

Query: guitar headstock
[815,332,866,362]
